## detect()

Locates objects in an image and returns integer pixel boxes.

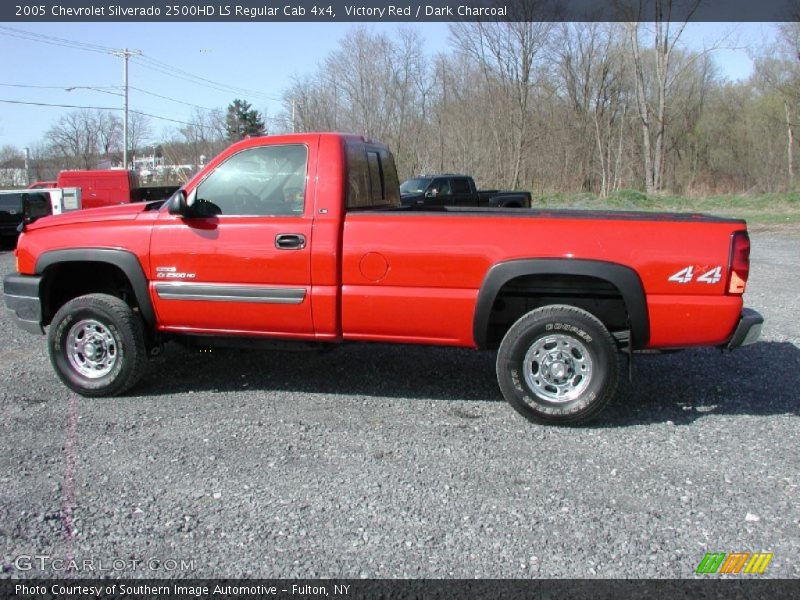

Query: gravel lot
[0,232,798,579]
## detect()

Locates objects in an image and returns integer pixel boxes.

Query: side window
[346,143,370,209]
[367,151,383,204]
[452,178,470,194]
[194,144,307,216]
[378,148,401,206]
[428,178,451,196]
[25,193,50,219]
[346,143,401,210]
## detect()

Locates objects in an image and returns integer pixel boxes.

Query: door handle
[275,233,306,250]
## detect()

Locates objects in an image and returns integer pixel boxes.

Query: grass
[535,191,800,225]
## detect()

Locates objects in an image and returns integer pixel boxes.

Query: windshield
[0,193,23,211]
[399,178,432,195]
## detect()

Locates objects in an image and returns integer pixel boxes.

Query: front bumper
[3,272,44,334]
[726,308,763,350]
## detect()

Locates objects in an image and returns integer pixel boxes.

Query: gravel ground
[0,232,798,579]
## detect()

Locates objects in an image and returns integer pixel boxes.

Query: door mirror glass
[168,189,187,215]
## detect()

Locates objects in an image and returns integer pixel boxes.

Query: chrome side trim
[154,283,306,304]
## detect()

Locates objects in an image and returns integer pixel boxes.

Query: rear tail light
[727,231,750,295]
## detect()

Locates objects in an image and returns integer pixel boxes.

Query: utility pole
[111,48,141,169]
[291,98,296,133]
[23,147,30,186]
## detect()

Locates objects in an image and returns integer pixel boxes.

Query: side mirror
[168,189,188,215]
[168,189,220,218]
[425,190,435,199]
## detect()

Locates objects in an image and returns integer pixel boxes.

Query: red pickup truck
[3,133,763,425]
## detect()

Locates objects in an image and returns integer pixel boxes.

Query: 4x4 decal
[669,266,722,284]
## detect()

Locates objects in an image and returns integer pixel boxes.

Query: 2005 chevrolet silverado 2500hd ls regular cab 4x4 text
[3,133,763,425]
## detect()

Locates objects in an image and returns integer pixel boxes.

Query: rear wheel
[48,294,147,397]
[496,305,620,425]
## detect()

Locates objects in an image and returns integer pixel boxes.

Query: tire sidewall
[499,310,616,422]
[49,298,132,395]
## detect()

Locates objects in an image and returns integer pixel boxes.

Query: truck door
[450,177,476,206]
[149,143,315,337]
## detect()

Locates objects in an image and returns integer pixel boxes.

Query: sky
[0,21,777,151]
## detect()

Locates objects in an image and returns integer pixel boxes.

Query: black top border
[1,0,798,23]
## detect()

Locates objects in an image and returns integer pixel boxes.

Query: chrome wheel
[523,334,593,403]
[66,319,118,379]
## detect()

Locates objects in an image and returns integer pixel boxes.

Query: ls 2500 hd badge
[155,266,196,279]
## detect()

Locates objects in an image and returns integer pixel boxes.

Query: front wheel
[48,294,147,397]
[496,305,620,425]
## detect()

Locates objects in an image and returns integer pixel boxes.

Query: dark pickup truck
[0,190,51,242]
[400,174,531,208]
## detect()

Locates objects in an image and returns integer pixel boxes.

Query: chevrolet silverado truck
[2,133,763,425]
[400,174,531,208]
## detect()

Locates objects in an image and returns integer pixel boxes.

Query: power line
[0,98,196,126]
[0,82,123,97]
[0,98,120,110]
[0,82,119,91]
[128,86,214,111]
[1,82,217,113]
[0,26,280,132]
[0,25,113,54]
[137,53,280,99]
[134,54,282,102]
[0,26,281,105]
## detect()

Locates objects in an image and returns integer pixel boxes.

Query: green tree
[225,99,266,141]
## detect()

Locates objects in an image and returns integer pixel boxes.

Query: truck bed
[341,206,746,349]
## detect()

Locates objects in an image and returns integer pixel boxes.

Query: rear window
[346,142,400,210]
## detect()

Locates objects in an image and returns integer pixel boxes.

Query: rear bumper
[3,272,44,334]
[725,308,763,350]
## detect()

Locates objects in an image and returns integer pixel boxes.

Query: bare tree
[754,23,800,188]
[46,109,100,169]
[127,112,153,157]
[625,0,702,193]
[168,108,227,166]
[94,111,122,159]
[554,23,631,195]
[277,26,431,178]
[450,7,555,188]
[0,144,23,168]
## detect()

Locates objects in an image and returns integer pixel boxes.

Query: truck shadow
[600,340,800,426]
[137,340,799,425]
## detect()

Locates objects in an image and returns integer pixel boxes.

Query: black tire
[48,293,147,397]
[496,304,620,425]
